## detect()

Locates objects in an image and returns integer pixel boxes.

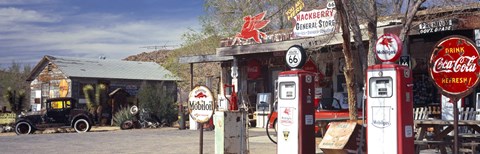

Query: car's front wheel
[15,121,34,135]
[74,119,90,133]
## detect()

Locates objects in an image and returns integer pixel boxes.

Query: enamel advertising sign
[375,33,403,62]
[429,36,480,98]
[188,86,215,123]
[233,11,270,44]
[293,7,336,37]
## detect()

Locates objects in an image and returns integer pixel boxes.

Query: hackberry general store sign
[188,85,215,123]
[429,36,480,98]
[293,4,336,37]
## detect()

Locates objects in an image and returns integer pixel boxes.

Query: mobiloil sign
[188,86,214,123]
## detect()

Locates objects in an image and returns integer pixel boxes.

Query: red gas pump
[277,45,315,154]
[224,84,238,111]
[366,34,414,154]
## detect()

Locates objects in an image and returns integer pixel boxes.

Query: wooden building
[26,55,180,113]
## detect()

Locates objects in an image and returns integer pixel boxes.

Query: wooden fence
[414,106,479,133]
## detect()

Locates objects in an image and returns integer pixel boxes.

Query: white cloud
[0,2,203,68]
[0,0,53,5]
[0,13,201,66]
[0,7,60,25]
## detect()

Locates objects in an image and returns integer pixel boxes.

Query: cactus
[83,84,108,124]
[3,87,27,115]
[82,84,95,112]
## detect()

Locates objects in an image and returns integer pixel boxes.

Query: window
[65,101,71,108]
[369,77,393,98]
[279,82,296,99]
[51,101,64,109]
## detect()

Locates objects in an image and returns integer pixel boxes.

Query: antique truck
[14,97,94,135]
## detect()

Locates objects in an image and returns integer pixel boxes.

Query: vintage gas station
[180,4,480,154]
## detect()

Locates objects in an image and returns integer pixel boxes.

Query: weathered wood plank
[178,54,233,64]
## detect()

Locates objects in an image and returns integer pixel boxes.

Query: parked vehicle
[120,106,160,130]
[14,97,95,135]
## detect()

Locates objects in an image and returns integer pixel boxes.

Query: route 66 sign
[285,45,307,69]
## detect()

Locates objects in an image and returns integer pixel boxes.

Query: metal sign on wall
[293,5,336,37]
[285,0,304,21]
[0,113,15,125]
[418,19,456,34]
[399,56,410,68]
[429,35,480,98]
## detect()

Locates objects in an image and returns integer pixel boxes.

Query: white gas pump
[277,45,315,154]
[366,34,414,154]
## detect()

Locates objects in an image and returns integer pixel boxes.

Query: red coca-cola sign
[247,59,261,79]
[429,36,480,98]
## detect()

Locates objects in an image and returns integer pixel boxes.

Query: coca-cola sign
[429,36,480,97]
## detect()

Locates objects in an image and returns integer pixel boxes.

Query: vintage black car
[14,97,94,135]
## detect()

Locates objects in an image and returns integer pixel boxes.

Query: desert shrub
[137,82,178,126]
[113,107,133,126]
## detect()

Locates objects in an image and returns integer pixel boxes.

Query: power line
[140,42,178,51]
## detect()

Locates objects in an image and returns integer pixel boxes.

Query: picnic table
[414,119,480,154]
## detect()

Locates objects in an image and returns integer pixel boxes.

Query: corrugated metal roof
[47,55,181,81]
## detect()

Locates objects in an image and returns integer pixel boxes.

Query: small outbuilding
[26,55,180,113]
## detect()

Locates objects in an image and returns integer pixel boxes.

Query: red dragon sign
[233,11,270,45]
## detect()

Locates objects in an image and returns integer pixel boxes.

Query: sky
[0,0,204,68]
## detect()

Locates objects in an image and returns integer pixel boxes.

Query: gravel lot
[0,127,283,154]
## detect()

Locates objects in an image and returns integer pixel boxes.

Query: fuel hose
[266,101,277,144]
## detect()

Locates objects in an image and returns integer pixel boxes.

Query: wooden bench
[414,140,452,154]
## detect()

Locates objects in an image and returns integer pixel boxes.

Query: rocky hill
[123,50,171,64]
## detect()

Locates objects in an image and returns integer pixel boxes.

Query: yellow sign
[285,0,304,20]
[59,79,69,97]
[283,131,290,141]
[0,113,16,125]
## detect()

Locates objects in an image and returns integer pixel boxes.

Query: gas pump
[224,84,238,111]
[277,45,315,154]
[366,34,414,154]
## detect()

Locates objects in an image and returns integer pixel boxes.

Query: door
[46,100,71,124]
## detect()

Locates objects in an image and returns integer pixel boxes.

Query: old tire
[74,119,90,133]
[120,120,134,130]
[15,121,34,135]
